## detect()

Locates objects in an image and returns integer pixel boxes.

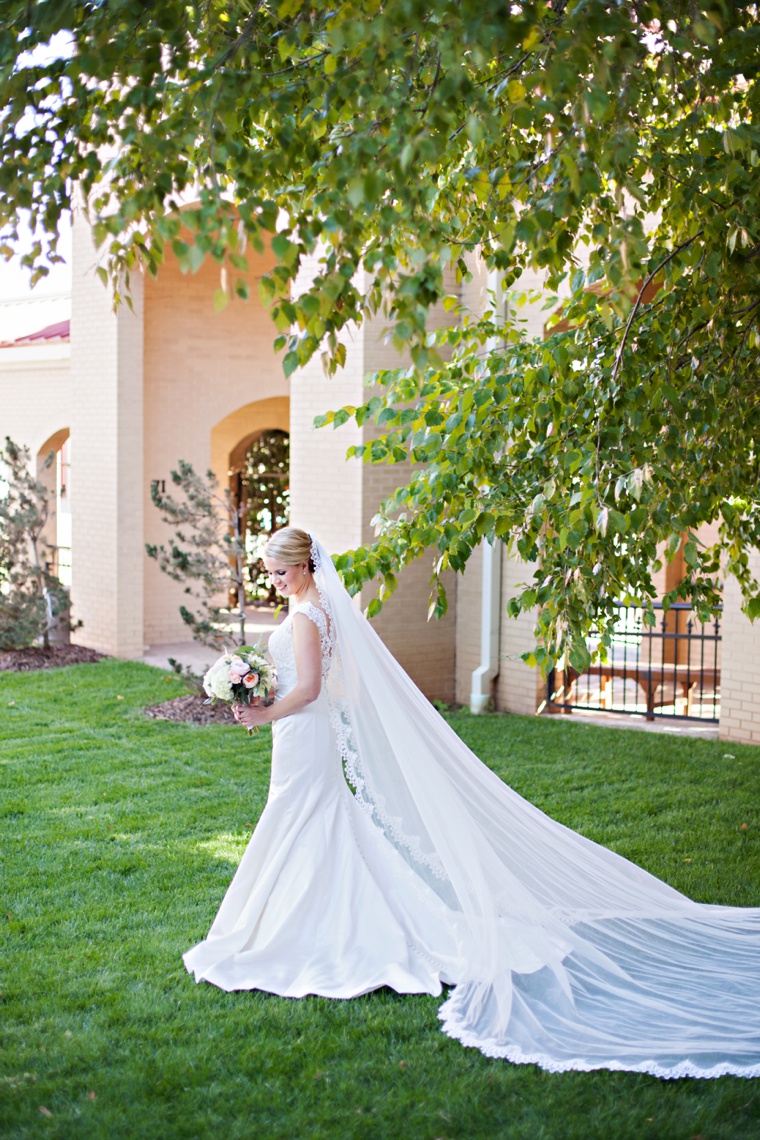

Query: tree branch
[418,52,441,119]
[211,5,262,71]
[611,231,703,383]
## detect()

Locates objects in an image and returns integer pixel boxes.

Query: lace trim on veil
[437,1004,760,1079]
[310,536,449,883]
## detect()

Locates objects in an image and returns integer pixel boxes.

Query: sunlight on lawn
[197,832,249,862]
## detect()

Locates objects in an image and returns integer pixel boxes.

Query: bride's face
[263,557,307,597]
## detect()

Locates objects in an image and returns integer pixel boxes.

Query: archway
[36,428,70,586]
[236,429,290,603]
[210,396,290,606]
[210,396,289,487]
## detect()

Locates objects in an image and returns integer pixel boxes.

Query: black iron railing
[546,602,722,722]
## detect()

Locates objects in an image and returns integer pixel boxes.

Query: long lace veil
[310,536,760,1078]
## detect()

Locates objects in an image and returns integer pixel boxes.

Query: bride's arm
[232,613,322,728]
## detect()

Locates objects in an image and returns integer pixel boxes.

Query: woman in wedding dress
[184,528,760,1079]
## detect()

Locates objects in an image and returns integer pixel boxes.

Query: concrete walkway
[544,708,719,740]
[142,608,283,677]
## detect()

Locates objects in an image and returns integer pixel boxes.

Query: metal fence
[546,602,722,722]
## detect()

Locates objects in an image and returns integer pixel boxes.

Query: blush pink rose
[242,672,259,689]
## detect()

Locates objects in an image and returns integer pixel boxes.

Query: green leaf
[665,533,682,560]
[569,641,591,675]
[258,277,276,305]
[187,244,205,274]
[271,233,298,267]
[366,597,382,619]
[683,541,698,568]
[282,352,300,378]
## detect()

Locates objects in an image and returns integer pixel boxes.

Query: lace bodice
[267,601,333,698]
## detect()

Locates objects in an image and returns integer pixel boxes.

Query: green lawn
[2,659,759,1140]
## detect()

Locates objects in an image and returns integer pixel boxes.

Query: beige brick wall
[358,279,457,702]
[211,396,289,483]
[495,547,543,715]
[0,358,70,560]
[288,255,365,553]
[0,352,70,459]
[719,550,760,745]
[289,258,457,700]
[460,250,489,321]
[510,264,549,339]
[455,544,484,705]
[142,234,290,644]
[69,210,145,657]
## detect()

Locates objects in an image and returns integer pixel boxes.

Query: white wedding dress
[184,600,460,998]
[185,538,760,1079]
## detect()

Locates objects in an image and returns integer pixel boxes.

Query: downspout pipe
[469,539,502,713]
[469,268,504,714]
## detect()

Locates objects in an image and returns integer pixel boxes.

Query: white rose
[203,657,234,702]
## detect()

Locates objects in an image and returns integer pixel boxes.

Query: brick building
[1,209,758,743]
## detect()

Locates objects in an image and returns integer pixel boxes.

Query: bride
[184,527,760,1079]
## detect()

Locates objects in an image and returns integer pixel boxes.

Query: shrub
[146,460,248,649]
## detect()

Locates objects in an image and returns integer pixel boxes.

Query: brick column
[495,548,543,715]
[719,552,760,745]
[289,258,457,701]
[69,211,144,657]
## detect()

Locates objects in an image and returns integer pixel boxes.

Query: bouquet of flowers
[203,645,276,732]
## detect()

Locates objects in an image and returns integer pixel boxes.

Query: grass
[1,659,759,1140]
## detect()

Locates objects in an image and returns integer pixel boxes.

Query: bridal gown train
[185,538,760,1079]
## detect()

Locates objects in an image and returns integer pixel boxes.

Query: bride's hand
[232,701,272,728]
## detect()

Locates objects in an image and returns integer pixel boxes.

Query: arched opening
[234,429,290,604]
[210,396,289,487]
[210,396,290,610]
[36,428,71,587]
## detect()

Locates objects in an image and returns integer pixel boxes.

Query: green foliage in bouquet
[146,461,248,650]
[0,437,72,651]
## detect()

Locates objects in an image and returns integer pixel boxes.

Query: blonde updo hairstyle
[264,526,315,573]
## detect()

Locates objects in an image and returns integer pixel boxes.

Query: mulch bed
[143,693,235,726]
[0,645,107,672]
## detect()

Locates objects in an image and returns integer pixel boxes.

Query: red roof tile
[11,319,70,344]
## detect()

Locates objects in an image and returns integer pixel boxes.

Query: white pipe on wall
[469,269,505,714]
[469,539,502,713]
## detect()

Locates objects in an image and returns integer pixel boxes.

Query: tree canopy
[1,0,758,667]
